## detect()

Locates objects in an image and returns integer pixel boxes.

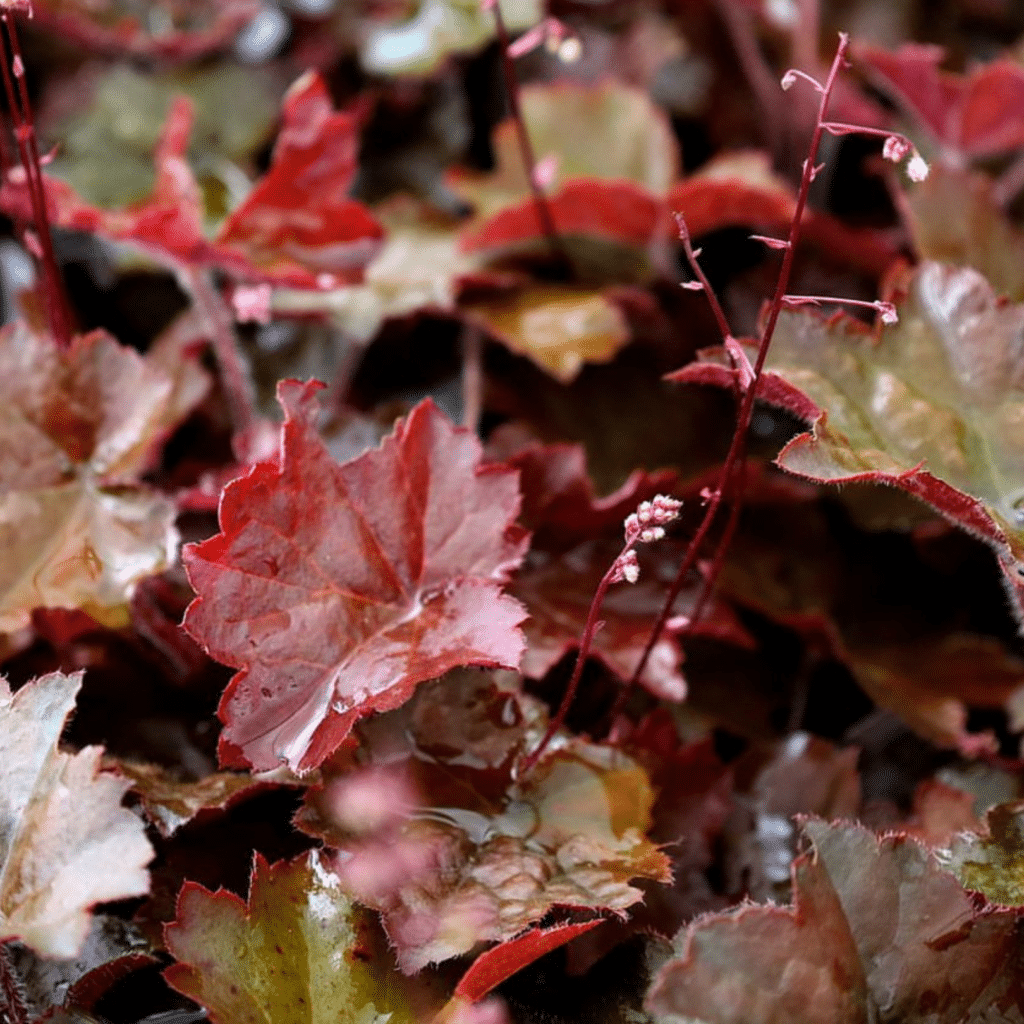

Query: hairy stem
[489,1,572,276]
[0,12,72,349]
[629,34,852,689]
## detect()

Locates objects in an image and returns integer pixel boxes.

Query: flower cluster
[624,495,683,544]
[610,495,683,585]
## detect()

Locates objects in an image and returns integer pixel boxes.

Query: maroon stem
[186,268,258,459]
[628,35,852,690]
[0,12,72,348]
[520,541,635,774]
[713,0,786,161]
[490,2,572,276]
[461,322,484,432]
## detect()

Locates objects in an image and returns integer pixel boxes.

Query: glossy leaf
[0,671,153,958]
[183,383,529,773]
[164,850,418,1024]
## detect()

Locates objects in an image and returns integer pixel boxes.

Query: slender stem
[186,268,258,459]
[461,322,484,432]
[686,452,747,628]
[677,217,744,403]
[676,217,732,345]
[0,12,72,349]
[793,0,820,74]
[628,34,852,690]
[712,0,786,159]
[520,541,635,775]
[490,1,572,276]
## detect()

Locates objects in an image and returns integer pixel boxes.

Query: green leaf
[361,0,542,77]
[164,851,421,1024]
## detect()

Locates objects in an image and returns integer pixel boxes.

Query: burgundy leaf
[857,43,1024,160]
[485,429,677,549]
[646,819,1024,1024]
[183,382,529,773]
[0,74,382,288]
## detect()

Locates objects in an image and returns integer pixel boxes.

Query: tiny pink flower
[624,494,682,543]
[907,152,929,182]
[876,301,898,325]
[610,549,640,584]
[882,135,911,162]
[233,283,273,325]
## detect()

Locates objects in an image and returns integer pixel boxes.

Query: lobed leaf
[0,73,381,289]
[183,383,529,774]
[0,671,153,958]
[214,71,384,289]
[646,819,1024,1024]
[300,674,670,971]
[164,850,419,1024]
[677,261,1024,625]
[512,539,752,703]
[857,42,1024,160]
[0,324,205,630]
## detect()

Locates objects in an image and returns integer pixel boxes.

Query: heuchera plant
[6,0,1024,1022]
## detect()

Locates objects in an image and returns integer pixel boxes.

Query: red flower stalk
[0,7,72,349]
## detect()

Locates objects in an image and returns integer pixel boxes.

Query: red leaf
[214,71,384,288]
[485,429,677,549]
[183,382,529,773]
[667,152,796,239]
[454,920,603,1003]
[513,539,752,702]
[667,151,899,277]
[857,43,1024,159]
[461,180,668,258]
[0,74,382,288]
